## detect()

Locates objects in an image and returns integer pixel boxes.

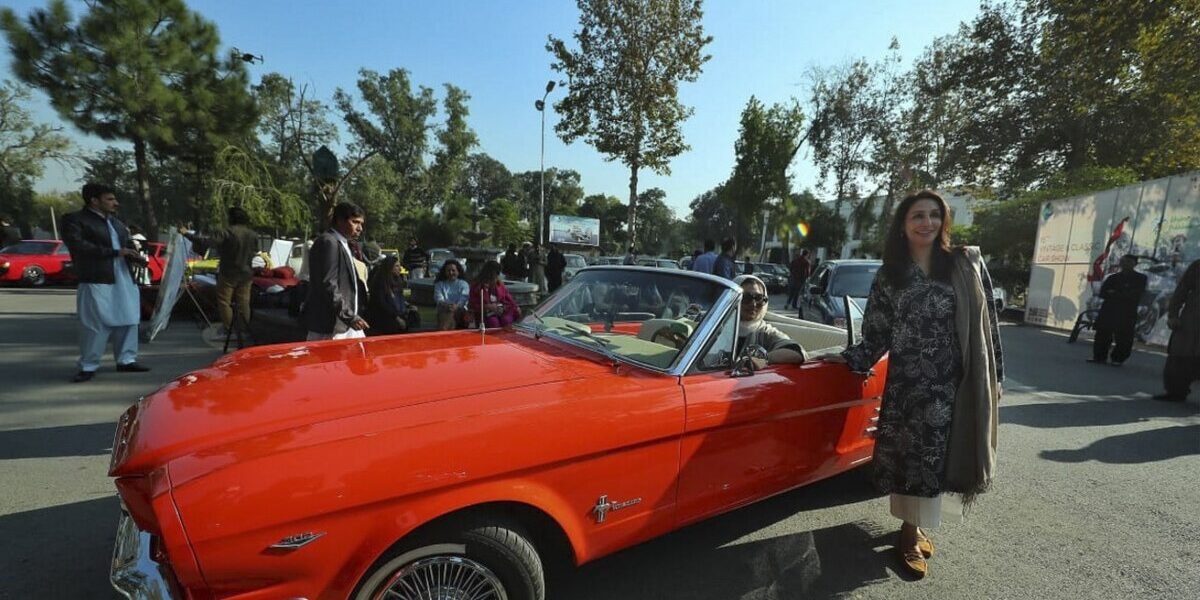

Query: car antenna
[480,287,486,344]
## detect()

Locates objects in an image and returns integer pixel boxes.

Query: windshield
[0,241,56,255]
[522,268,728,370]
[565,255,587,268]
[829,264,880,297]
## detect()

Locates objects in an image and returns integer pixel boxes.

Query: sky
[2,0,984,218]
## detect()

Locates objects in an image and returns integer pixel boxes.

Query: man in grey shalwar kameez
[62,183,150,383]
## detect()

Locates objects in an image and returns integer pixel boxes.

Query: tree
[0,79,72,236]
[460,153,517,209]
[208,145,308,236]
[2,0,256,239]
[578,193,627,253]
[428,84,478,206]
[726,96,805,250]
[633,188,677,255]
[485,198,529,248]
[515,168,584,233]
[548,0,712,248]
[687,184,748,250]
[253,73,338,176]
[332,68,443,223]
[806,59,885,217]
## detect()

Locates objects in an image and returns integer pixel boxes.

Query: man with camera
[61,183,150,383]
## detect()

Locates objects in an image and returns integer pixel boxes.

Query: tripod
[223,297,255,353]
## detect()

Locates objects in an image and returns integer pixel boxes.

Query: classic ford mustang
[108,266,885,599]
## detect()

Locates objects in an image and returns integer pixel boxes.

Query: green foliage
[633,188,681,256]
[578,193,627,253]
[0,79,72,234]
[514,168,584,236]
[428,84,478,205]
[688,183,749,249]
[208,145,308,236]
[2,0,257,237]
[806,58,886,215]
[548,0,712,245]
[460,153,518,209]
[485,198,529,247]
[726,96,805,249]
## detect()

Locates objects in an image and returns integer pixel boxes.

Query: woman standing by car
[434,259,470,330]
[469,260,521,329]
[823,190,1003,579]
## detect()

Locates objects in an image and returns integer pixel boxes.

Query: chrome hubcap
[375,556,507,600]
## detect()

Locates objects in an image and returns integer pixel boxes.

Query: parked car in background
[1,239,165,286]
[107,266,884,600]
[753,263,787,293]
[636,257,682,269]
[797,259,881,327]
[0,239,73,286]
[563,253,588,281]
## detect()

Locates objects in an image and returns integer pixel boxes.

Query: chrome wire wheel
[373,555,507,600]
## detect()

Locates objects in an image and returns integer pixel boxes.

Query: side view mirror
[731,344,768,377]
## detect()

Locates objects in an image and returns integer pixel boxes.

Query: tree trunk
[626,164,639,252]
[133,137,158,241]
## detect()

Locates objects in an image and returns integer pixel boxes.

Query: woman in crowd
[434,259,470,330]
[824,190,1003,579]
[733,274,806,364]
[469,260,521,329]
[364,256,419,335]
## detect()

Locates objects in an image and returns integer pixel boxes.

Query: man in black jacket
[61,183,150,382]
[1089,254,1148,365]
[180,206,259,332]
[303,202,370,340]
[546,244,566,292]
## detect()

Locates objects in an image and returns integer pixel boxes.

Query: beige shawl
[945,247,1001,510]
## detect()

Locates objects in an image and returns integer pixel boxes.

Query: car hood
[111,332,583,476]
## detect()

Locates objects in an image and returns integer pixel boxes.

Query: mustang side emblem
[268,531,326,550]
[592,494,642,523]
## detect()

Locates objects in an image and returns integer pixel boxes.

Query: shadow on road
[553,468,893,599]
[0,495,121,599]
[1002,324,1168,398]
[0,422,115,459]
[1002,397,1198,429]
[1039,424,1200,464]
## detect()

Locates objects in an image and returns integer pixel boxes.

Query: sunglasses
[741,293,769,306]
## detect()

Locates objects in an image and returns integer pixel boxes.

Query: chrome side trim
[269,531,326,550]
[111,510,180,599]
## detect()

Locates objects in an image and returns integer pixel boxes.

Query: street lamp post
[535,80,556,245]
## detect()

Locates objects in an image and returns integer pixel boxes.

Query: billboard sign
[549,214,600,246]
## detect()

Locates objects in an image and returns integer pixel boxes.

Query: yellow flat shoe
[899,547,929,579]
[916,529,934,558]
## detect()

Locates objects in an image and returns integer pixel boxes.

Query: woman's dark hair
[369,255,400,299]
[434,259,464,282]
[881,189,955,286]
[473,259,503,287]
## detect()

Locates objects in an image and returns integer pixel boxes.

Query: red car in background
[0,240,74,285]
[0,239,167,286]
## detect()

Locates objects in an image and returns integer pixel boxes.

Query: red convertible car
[108,267,886,600]
[0,239,167,286]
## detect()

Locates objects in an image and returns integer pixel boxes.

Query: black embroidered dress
[843,265,962,497]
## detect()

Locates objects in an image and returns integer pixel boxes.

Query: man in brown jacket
[1154,259,1200,402]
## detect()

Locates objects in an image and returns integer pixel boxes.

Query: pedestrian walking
[530,241,548,292]
[179,206,259,334]
[302,202,369,340]
[1088,254,1147,365]
[712,238,738,280]
[61,183,150,382]
[786,249,812,309]
[820,190,1004,579]
[1154,259,1200,402]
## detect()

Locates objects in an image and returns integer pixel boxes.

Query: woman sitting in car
[734,274,807,365]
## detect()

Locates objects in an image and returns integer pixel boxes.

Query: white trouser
[79,322,139,372]
[890,493,942,528]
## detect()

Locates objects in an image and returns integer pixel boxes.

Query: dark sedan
[797,259,881,327]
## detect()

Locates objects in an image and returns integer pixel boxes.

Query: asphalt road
[1,288,1197,599]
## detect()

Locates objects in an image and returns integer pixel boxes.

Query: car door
[800,265,830,321]
[674,304,866,526]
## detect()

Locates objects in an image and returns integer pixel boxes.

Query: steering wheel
[650,324,689,349]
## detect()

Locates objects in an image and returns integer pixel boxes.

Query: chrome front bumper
[111,510,181,600]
